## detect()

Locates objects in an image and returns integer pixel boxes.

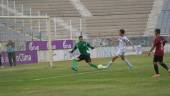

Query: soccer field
[0,54,170,96]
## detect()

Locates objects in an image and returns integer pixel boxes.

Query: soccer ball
[97,64,104,69]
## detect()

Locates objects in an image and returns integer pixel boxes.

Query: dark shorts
[153,55,163,62]
[78,54,91,63]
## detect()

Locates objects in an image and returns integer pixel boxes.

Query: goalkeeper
[70,36,98,71]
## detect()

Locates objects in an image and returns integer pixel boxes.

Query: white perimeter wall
[38,44,170,62]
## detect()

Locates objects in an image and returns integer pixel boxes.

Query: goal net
[0,16,53,67]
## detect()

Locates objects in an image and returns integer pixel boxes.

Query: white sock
[106,61,113,68]
[124,59,133,68]
[108,61,112,64]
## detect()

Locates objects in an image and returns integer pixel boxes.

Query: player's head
[79,36,83,41]
[119,29,125,36]
[155,29,160,36]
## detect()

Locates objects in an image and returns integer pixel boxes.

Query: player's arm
[125,37,135,50]
[87,43,94,49]
[128,40,135,50]
[148,39,158,56]
[148,45,155,56]
[162,37,167,46]
[106,37,118,45]
[111,37,119,44]
[70,45,77,53]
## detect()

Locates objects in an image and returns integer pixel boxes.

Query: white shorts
[115,49,125,56]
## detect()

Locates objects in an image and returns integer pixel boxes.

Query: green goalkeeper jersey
[71,41,94,55]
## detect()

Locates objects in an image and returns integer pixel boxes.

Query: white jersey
[117,36,130,50]
[115,36,130,56]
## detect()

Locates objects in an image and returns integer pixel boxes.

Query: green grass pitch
[0,54,170,96]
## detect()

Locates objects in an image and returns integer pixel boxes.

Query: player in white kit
[105,29,134,70]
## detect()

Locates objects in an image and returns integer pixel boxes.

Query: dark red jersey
[154,36,166,56]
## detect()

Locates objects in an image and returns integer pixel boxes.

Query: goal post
[0,16,53,68]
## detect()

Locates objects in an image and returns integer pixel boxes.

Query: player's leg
[12,52,16,66]
[0,54,2,68]
[158,56,170,75]
[104,49,121,69]
[159,62,170,76]
[71,59,78,71]
[106,49,130,69]
[87,61,98,69]
[84,54,98,69]
[152,55,160,77]
[112,56,119,62]
[160,62,169,70]
[109,56,119,67]
[120,55,133,69]
[71,55,83,71]
[153,62,160,77]
[8,53,13,67]
[98,55,119,69]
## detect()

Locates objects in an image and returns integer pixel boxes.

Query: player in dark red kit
[148,29,170,77]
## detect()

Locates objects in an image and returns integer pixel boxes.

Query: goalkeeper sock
[89,64,98,69]
[71,59,78,71]
[124,59,133,69]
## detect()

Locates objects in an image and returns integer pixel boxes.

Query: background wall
[38,44,170,62]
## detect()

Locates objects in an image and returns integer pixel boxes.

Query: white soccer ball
[98,64,104,69]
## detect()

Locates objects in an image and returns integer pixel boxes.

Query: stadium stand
[1,0,154,39]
